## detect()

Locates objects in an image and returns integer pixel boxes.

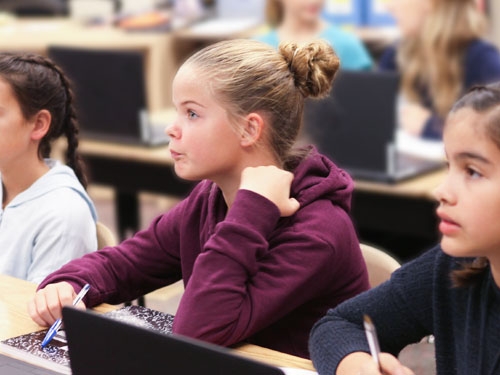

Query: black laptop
[48,46,169,147]
[303,70,444,183]
[62,307,286,375]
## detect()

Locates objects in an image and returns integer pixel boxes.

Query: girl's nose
[166,119,181,140]
[433,176,455,205]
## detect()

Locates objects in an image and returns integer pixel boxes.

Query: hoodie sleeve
[38,198,187,306]
[172,188,368,351]
[309,247,439,375]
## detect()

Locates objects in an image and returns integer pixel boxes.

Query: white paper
[395,129,445,161]
[279,367,318,375]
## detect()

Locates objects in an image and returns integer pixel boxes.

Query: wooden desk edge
[1,275,315,371]
[233,343,316,371]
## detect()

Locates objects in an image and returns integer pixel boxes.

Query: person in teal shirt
[255,0,373,71]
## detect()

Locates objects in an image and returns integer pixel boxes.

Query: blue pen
[41,283,90,349]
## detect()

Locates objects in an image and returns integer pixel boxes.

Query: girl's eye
[466,167,482,179]
[187,110,198,119]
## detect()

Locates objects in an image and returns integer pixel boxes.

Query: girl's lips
[170,150,182,161]
[436,211,460,235]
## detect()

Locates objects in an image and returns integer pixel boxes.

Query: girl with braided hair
[29,39,368,358]
[0,52,97,284]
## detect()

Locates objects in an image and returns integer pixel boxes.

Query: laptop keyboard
[0,353,59,375]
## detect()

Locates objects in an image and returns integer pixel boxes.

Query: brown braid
[0,53,88,188]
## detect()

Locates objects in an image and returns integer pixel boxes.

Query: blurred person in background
[380,0,500,140]
[255,0,373,71]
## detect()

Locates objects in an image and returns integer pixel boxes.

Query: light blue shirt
[0,159,97,283]
[255,24,373,71]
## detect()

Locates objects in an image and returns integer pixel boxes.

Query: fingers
[379,353,415,375]
[281,197,300,217]
[27,282,78,327]
[240,166,299,217]
[338,352,415,375]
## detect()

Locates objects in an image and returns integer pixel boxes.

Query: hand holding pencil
[336,316,415,375]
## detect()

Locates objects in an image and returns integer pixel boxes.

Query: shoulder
[321,25,373,69]
[157,180,217,224]
[465,39,500,56]
[378,44,398,71]
[253,28,279,48]
[464,39,500,67]
[393,245,463,289]
[463,39,500,85]
[36,188,96,229]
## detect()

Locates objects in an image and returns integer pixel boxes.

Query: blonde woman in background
[380,0,500,139]
[255,0,373,71]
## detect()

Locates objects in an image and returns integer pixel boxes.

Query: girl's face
[387,0,432,37]
[435,108,500,260]
[280,0,324,24]
[167,64,245,183]
[0,78,32,169]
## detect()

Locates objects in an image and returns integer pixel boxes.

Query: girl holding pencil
[29,39,369,359]
[310,83,500,374]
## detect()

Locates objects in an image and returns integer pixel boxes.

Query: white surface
[188,17,261,36]
[396,129,445,161]
[279,368,318,375]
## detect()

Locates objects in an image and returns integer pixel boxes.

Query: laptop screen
[304,70,400,173]
[62,307,285,375]
[48,46,147,144]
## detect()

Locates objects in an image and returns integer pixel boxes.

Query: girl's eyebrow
[180,100,206,108]
[454,151,491,165]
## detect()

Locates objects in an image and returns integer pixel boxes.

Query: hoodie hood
[0,159,97,221]
[291,146,353,213]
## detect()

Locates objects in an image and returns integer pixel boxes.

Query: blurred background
[0,0,497,322]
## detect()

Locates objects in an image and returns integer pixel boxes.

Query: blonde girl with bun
[29,39,369,359]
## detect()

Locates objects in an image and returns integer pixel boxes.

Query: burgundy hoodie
[39,147,369,358]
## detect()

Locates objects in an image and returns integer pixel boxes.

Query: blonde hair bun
[279,40,340,98]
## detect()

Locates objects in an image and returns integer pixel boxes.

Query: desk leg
[115,191,139,241]
[116,191,145,306]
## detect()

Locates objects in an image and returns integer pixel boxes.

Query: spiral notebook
[0,305,174,374]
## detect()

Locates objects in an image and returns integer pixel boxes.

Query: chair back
[360,243,400,288]
[96,222,117,249]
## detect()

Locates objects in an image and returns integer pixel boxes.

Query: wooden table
[0,274,315,371]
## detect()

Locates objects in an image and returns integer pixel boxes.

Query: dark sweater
[309,245,500,374]
[39,147,369,359]
[379,39,500,139]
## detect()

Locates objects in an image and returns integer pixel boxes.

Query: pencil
[363,314,382,370]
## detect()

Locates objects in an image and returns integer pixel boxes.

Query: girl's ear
[30,109,51,141]
[240,112,265,147]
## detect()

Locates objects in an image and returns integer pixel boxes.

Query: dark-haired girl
[0,53,97,284]
[310,83,500,374]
